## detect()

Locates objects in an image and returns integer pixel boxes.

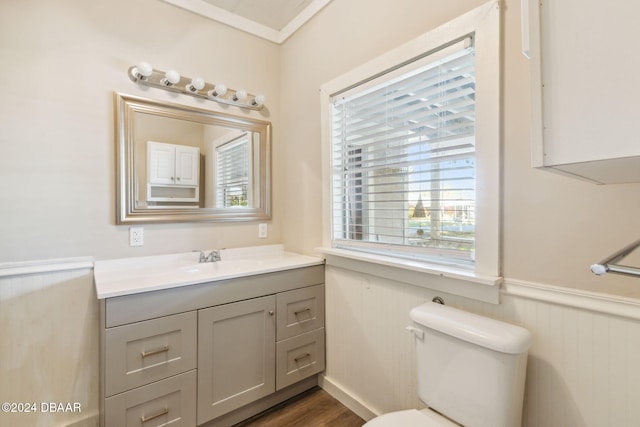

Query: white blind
[330,40,476,264]
[216,136,250,208]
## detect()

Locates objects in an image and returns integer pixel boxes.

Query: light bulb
[162,69,180,86]
[207,83,227,98]
[133,62,153,80]
[252,94,265,107]
[186,77,205,92]
[233,89,248,102]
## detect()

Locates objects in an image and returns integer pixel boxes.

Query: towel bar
[591,238,640,277]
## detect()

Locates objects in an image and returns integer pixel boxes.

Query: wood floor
[234,387,366,427]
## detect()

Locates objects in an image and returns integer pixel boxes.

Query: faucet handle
[192,250,207,263]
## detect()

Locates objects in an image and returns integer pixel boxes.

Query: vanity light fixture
[207,83,227,98]
[252,94,266,107]
[233,89,248,102]
[161,70,181,86]
[186,77,205,93]
[127,62,265,110]
[132,61,153,81]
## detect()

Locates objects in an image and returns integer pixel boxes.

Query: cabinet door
[175,145,200,186]
[197,295,276,425]
[147,141,176,185]
[529,0,640,183]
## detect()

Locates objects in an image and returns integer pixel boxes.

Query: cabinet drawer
[105,370,196,427]
[105,311,197,396]
[276,328,325,390]
[276,284,324,341]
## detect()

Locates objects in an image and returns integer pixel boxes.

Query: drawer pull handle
[141,345,169,358]
[140,408,169,423]
[294,307,311,316]
[294,353,311,363]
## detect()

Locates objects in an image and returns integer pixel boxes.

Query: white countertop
[94,245,324,299]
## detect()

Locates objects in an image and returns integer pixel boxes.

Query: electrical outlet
[129,226,144,246]
[258,223,267,239]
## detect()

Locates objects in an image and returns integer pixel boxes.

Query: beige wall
[2,0,637,292]
[278,2,640,425]
[280,0,640,299]
[0,0,281,263]
[2,1,640,426]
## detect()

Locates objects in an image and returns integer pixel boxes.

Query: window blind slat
[216,137,250,208]
[330,41,476,263]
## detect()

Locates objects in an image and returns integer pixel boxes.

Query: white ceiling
[161,0,332,44]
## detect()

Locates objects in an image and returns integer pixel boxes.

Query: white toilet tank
[409,302,532,427]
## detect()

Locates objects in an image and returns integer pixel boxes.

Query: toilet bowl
[363,302,532,427]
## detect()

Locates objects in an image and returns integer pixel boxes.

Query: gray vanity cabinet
[197,295,276,424]
[99,265,325,427]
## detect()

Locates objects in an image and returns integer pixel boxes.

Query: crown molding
[161,0,332,44]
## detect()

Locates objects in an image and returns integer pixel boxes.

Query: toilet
[365,302,532,427]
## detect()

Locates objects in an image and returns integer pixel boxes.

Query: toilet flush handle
[406,326,424,339]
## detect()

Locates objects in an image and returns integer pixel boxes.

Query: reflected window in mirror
[214,133,251,208]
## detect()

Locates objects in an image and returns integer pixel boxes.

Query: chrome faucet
[207,250,222,262]
[193,250,222,263]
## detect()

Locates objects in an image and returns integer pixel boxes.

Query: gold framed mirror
[115,93,271,224]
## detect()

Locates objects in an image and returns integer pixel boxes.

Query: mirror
[115,92,271,224]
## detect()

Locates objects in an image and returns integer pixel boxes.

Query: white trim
[160,0,332,44]
[502,278,640,321]
[319,375,377,421]
[320,1,502,278]
[318,247,501,304]
[279,0,332,43]
[0,257,94,278]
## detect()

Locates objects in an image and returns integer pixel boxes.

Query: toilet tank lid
[410,303,533,354]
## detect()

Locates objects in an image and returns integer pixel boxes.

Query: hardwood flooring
[234,387,366,427]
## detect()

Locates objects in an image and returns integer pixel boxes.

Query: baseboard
[318,374,377,422]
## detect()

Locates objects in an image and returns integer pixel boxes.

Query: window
[331,39,476,266]
[216,136,250,208]
[322,2,500,277]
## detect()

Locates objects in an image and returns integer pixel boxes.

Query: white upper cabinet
[527,0,640,184]
[146,141,200,203]
[148,141,199,186]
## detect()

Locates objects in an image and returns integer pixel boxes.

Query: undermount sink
[94,245,324,299]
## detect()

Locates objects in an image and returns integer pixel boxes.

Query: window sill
[315,247,502,304]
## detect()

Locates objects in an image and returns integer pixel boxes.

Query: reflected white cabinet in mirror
[115,93,271,223]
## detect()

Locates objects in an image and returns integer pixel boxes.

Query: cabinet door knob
[268,310,274,316]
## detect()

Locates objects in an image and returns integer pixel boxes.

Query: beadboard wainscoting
[2,259,640,427]
[0,259,99,427]
[321,265,640,427]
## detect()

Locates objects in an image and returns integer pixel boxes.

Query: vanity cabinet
[99,265,325,427]
[147,141,200,202]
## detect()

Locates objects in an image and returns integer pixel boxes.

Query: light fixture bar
[127,64,265,111]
